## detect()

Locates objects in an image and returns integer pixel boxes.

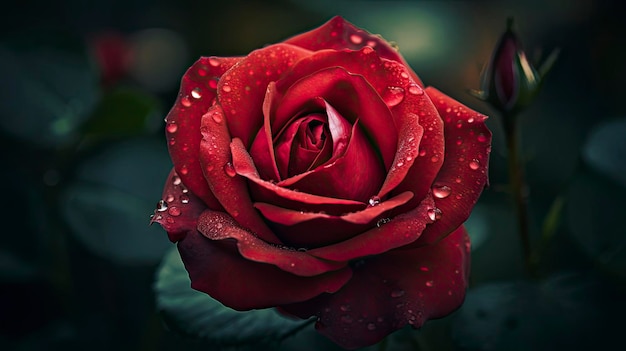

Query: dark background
[1,0,625,350]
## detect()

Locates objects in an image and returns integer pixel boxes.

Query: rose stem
[503,114,534,278]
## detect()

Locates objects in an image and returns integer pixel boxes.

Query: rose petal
[199,105,282,244]
[278,108,385,202]
[253,191,413,248]
[306,193,436,262]
[381,85,445,212]
[217,44,312,147]
[283,16,424,86]
[197,210,347,276]
[273,66,397,171]
[151,168,207,242]
[280,226,470,350]
[248,82,282,182]
[411,88,491,246]
[177,230,353,311]
[166,56,241,209]
[230,137,366,215]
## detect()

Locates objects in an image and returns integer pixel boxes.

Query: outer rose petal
[281,226,470,350]
[177,230,353,311]
[199,105,282,244]
[217,44,312,147]
[196,209,347,276]
[166,56,241,209]
[284,16,424,87]
[411,88,491,246]
[151,168,206,242]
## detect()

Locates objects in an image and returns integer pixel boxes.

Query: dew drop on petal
[168,206,181,217]
[376,218,391,227]
[212,112,223,123]
[181,96,192,107]
[166,122,178,134]
[430,155,440,163]
[419,266,430,272]
[155,199,168,212]
[432,185,451,199]
[419,149,426,157]
[224,162,236,177]
[208,78,218,90]
[191,87,202,99]
[367,323,376,331]
[368,196,381,207]
[179,166,188,175]
[208,57,220,67]
[349,34,363,45]
[382,86,405,107]
[408,84,424,95]
[172,175,182,185]
[341,315,353,324]
[222,85,231,93]
[340,304,351,312]
[165,194,175,203]
[469,159,480,170]
[427,207,442,221]
[425,281,434,287]
[180,194,190,204]
[477,133,487,142]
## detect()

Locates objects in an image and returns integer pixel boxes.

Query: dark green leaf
[452,272,624,351]
[80,88,162,141]
[154,247,314,348]
[0,45,98,146]
[582,117,626,188]
[61,138,172,265]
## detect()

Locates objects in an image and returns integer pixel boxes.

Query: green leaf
[566,170,626,279]
[452,272,624,351]
[154,247,314,348]
[80,88,162,142]
[582,117,626,188]
[0,45,98,146]
[61,138,172,265]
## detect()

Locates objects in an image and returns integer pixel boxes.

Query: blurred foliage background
[1,0,625,350]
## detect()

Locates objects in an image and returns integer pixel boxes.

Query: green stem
[503,114,534,278]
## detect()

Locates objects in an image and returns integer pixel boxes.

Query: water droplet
[297,247,308,252]
[391,290,405,298]
[425,281,434,287]
[168,206,181,217]
[156,200,168,212]
[427,208,442,221]
[208,57,220,67]
[455,177,462,183]
[477,133,487,142]
[367,323,376,331]
[224,162,236,177]
[396,160,405,167]
[349,34,363,45]
[181,187,189,194]
[181,96,192,107]
[222,85,231,93]
[376,218,391,227]
[419,266,429,272]
[341,315,353,324]
[172,175,182,185]
[180,166,188,175]
[212,112,223,123]
[433,185,451,199]
[469,159,480,170]
[340,304,351,312]
[407,84,423,95]
[169,138,176,146]
[368,196,381,207]
[209,78,218,89]
[382,86,405,107]
[400,71,409,79]
[180,194,190,204]
[419,149,426,157]
[191,87,202,99]
[166,122,178,134]
[165,194,175,203]
[430,155,439,163]
[468,117,475,123]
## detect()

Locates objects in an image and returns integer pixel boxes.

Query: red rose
[153,16,491,349]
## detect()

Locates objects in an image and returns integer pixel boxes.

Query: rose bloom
[153,17,491,349]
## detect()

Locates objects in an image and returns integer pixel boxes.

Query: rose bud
[471,18,559,116]
[152,16,491,349]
